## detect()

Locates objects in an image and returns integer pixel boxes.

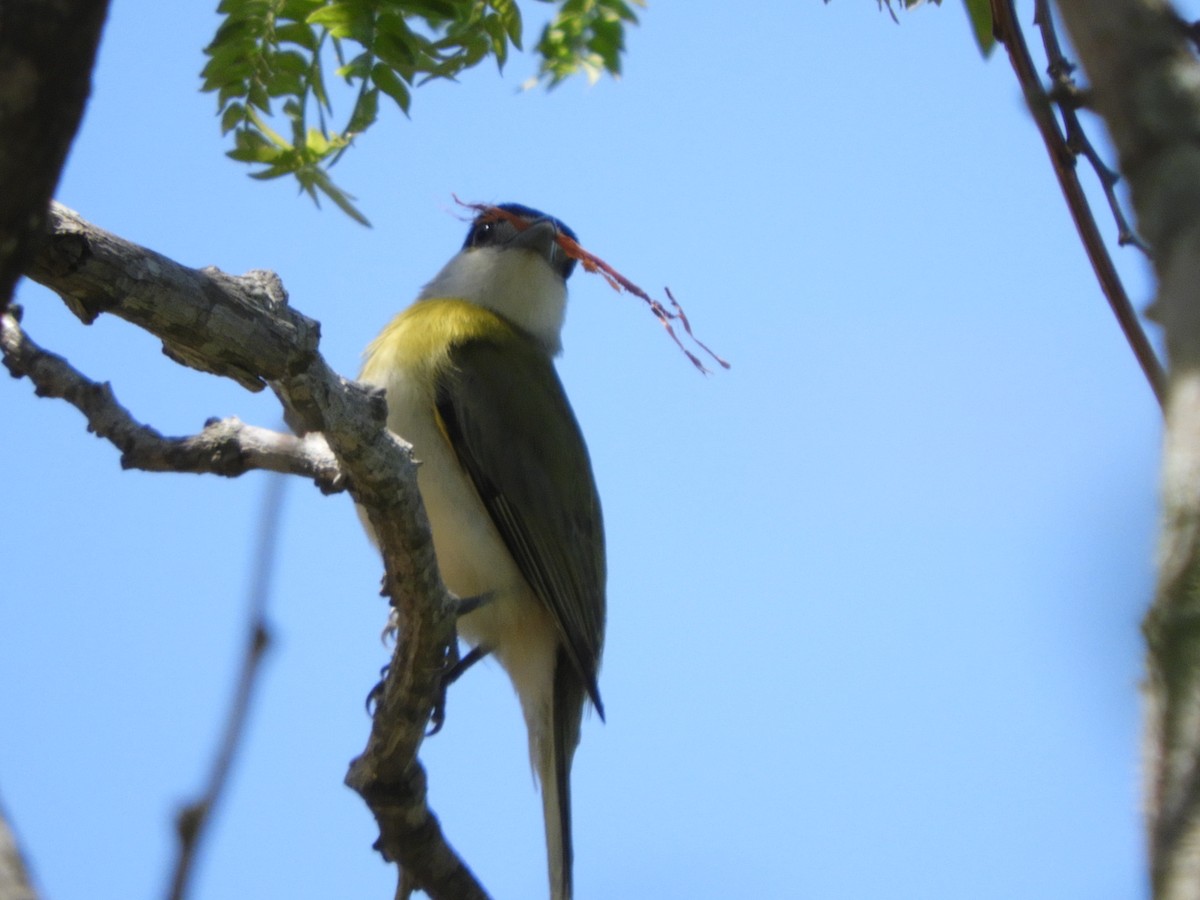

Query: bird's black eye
[467,220,496,249]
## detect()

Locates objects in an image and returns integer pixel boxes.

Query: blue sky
[1,1,1174,898]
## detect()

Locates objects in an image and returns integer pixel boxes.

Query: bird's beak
[509,217,567,272]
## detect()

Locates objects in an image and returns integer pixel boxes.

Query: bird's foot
[367,593,494,725]
[365,662,390,715]
[379,606,401,646]
[427,642,491,736]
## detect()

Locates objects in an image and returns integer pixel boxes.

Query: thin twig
[455,197,730,374]
[1034,0,1152,254]
[165,473,286,900]
[991,0,1166,407]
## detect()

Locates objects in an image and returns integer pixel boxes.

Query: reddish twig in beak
[454,197,730,375]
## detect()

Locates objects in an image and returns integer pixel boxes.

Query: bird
[359,202,605,900]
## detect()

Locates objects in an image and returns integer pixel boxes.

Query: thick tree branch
[1052,2,1200,898]
[991,0,1167,406]
[16,204,488,899]
[0,0,110,312]
[25,204,321,392]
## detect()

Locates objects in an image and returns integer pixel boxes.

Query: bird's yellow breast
[360,297,524,386]
[358,295,559,657]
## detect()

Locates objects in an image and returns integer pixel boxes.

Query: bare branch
[0,307,342,487]
[167,616,271,900]
[1052,2,1200,898]
[1034,0,1153,254]
[992,0,1167,406]
[24,203,321,392]
[166,471,288,900]
[17,205,488,899]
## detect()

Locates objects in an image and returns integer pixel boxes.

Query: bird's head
[419,203,579,356]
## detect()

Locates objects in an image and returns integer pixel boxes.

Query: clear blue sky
[2,2,1173,898]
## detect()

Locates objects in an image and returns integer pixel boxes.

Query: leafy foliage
[536,0,641,87]
[202,0,641,222]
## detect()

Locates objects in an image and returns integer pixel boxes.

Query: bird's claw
[379,606,401,646]
[427,641,491,736]
[365,662,390,714]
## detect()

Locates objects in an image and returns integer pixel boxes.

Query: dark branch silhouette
[992,0,1166,406]
[0,0,110,313]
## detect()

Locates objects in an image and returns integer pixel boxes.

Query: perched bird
[360,203,605,900]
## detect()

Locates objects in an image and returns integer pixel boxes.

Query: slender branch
[167,622,270,900]
[165,473,287,900]
[0,308,343,488]
[1034,0,1152,254]
[18,204,488,899]
[991,0,1167,406]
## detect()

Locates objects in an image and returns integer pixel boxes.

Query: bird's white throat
[420,245,568,355]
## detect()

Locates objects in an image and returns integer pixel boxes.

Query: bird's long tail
[534,648,585,900]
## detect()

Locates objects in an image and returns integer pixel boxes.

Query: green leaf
[228,129,284,163]
[491,0,523,46]
[307,2,370,41]
[220,101,247,134]
[482,13,510,68]
[399,0,460,21]
[309,167,372,225]
[375,29,420,69]
[335,50,373,81]
[280,0,324,20]
[372,62,412,114]
[205,0,640,224]
[345,87,379,132]
[962,0,995,56]
[276,22,319,50]
[248,162,296,180]
[246,82,272,112]
[305,128,334,156]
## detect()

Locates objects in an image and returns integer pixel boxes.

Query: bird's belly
[382,378,557,669]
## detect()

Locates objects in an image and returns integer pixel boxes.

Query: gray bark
[1055,2,1200,897]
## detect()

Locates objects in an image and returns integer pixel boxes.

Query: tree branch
[16,204,488,899]
[0,795,39,900]
[0,0,110,312]
[0,307,342,487]
[166,471,288,900]
[1033,0,1153,255]
[991,0,1167,406]
[25,203,321,393]
[1052,2,1200,898]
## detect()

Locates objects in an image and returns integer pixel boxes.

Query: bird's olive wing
[435,335,606,715]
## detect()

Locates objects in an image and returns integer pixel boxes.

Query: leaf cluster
[202,0,640,223]
[536,0,640,87]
